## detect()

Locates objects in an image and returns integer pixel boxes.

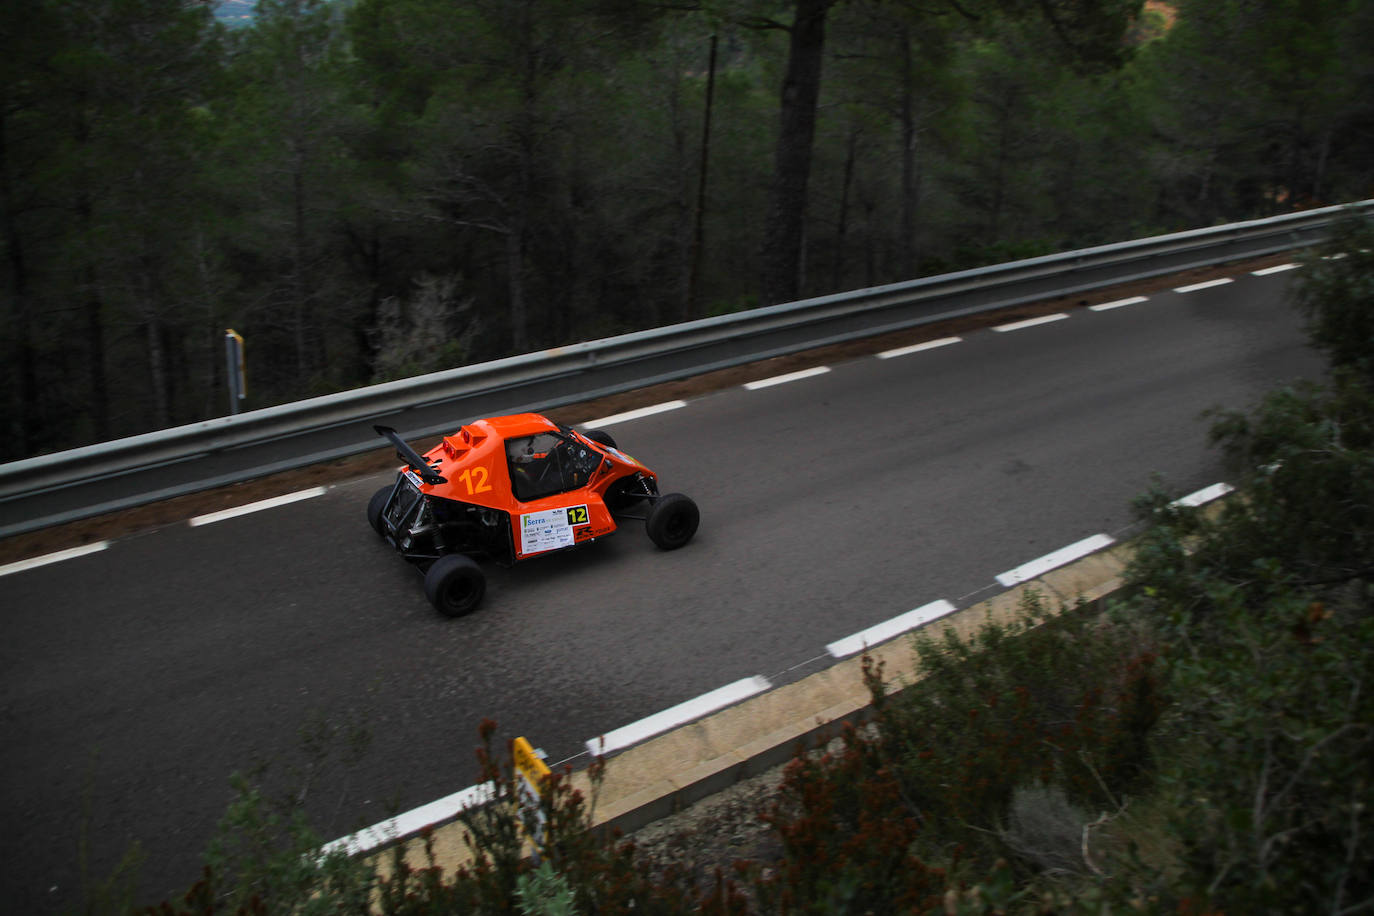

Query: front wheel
[646,493,699,550]
[424,554,486,617]
[583,428,617,450]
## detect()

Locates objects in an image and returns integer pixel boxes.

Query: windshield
[506,433,600,502]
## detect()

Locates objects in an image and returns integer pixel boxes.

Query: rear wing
[373,425,447,485]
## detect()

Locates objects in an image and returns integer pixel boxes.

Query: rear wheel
[646,493,699,550]
[424,554,486,617]
[367,486,392,536]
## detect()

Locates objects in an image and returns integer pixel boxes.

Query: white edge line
[1174,277,1234,293]
[587,675,771,756]
[1089,296,1148,312]
[1252,263,1298,276]
[189,486,328,527]
[743,366,831,390]
[318,781,497,859]
[992,313,1069,333]
[583,400,687,429]
[995,534,1115,587]
[826,599,958,658]
[1171,482,1235,508]
[0,541,109,578]
[877,337,962,359]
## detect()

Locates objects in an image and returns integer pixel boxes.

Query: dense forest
[2,0,1371,461]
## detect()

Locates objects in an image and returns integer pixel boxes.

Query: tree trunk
[291,155,314,384]
[82,269,110,442]
[686,33,718,320]
[831,127,857,291]
[507,228,528,352]
[146,312,171,429]
[0,112,39,454]
[75,153,111,440]
[897,25,919,279]
[760,0,831,306]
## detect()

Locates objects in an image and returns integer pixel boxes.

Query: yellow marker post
[224,329,246,414]
[512,737,551,857]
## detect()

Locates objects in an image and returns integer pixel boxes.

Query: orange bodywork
[371,412,698,615]
[399,413,654,561]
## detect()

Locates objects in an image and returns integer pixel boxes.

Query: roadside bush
[1294,212,1374,388]
[749,597,1163,914]
[150,719,738,916]
[1125,382,1374,914]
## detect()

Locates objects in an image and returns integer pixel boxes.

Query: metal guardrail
[1,201,1369,538]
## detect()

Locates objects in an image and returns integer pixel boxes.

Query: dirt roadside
[0,254,1296,567]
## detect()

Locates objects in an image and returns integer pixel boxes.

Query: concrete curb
[358,541,1131,878]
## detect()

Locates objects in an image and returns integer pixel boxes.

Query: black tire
[646,493,699,550]
[584,428,617,450]
[367,486,393,536]
[424,554,486,617]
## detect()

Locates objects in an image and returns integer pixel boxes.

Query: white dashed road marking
[877,337,962,359]
[826,599,958,658]
[588,676,772,756]
[1090,296,1148,312]
[583,400,687,429]
[319,781,497,858]
[189,487,328,527]
[0,542,109,578]
[1252,263,1299,276]
[1171,482,1235,508]
[995,534,1115,587]
[743,366,831,390]
[993,314,1069,333]
[1174,278,1233,293]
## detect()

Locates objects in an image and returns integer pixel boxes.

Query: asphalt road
[0,266,1322,911]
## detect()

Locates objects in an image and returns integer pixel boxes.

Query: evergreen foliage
[3,0,1372,458]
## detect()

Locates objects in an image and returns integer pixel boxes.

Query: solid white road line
[1174,278,1234,293]
[318,781,497,858]
[1089,296,1148,312]
[583,400,687,429]
[996,534,1115,587]
[0,541,109,578]
[587,676,772,756]
[189,487,328,527]
[1252,263,1299,276]
[877,337,962,359]
[826,599,958,658]
[743,366,831,390]
[992,314,1069,333]
[1171,482,1235,508]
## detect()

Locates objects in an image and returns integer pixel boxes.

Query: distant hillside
[215,0,255,26]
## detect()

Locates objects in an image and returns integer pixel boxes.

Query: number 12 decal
[566,505,589,526]
[458,467,492,495]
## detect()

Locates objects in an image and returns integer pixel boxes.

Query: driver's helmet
[507,438,537,464]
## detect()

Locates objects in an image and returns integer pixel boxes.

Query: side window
[507,433,569,502]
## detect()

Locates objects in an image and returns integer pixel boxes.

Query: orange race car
[367,414,700,616]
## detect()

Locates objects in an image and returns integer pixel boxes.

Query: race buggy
[367,414,700,616]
